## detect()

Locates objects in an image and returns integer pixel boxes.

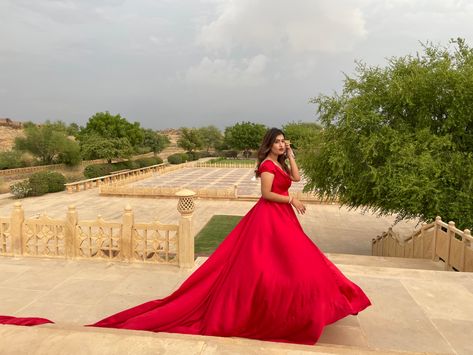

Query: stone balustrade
[0,190,196,268]
[372,216,473,272]
[195,161,256,168]
[100,184,237,199]
[65,163,172,193]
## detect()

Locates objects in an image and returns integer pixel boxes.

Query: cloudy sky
[1,0,473,130]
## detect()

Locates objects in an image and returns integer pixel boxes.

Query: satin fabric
[91,160,371,344]
[0,315,53,326]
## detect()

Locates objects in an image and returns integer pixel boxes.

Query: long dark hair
[255,128,290,177]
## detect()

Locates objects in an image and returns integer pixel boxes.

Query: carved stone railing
[0,152,157,177]
[100,184,237,199]
[372,216,473,272]
[64,163,186,193]
[0,190,196,268]
[195,161,256,168]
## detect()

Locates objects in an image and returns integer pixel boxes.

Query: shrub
[28,171,66,196]
[134,157,163,167]
[186,152,199,161]
[221,150,238,158]
[10,180,32,198]
[28,172,50,196]
[0,151,28,170]
[47,171,67,192]
[84,164,114,179]
[167,153,188,164]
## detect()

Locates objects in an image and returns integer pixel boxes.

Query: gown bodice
[258,159,292,196]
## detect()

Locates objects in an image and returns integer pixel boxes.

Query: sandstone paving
[1,255,472,354]
[0,187,418,256]
[430,319,473,355]
[0,324,429,355]
[401,278,473,321]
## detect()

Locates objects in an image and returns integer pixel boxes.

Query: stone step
[325,253,444,271]
[0,324,426,355]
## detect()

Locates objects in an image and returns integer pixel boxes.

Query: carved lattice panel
[133,222,178,264]
[76,218,122,260]
[0,220,12,256]
[22,215,66,257]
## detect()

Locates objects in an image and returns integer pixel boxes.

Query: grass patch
[195,215,243,256]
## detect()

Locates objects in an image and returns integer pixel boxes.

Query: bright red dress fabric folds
[0,315,53,326]
[92,160,371,344]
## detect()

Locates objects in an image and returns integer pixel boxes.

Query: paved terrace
[127,167,306,196]
[0,167,472,353]
[1,255,471,354]
[0,167,418,255]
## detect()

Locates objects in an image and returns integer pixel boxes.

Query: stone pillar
[445,221,455,271]
[461,229,471,272]
[432,216,441,261]
[176,189,196,268]
[11,202,24,256]
[122,205,134,262]
[65,205,78,258]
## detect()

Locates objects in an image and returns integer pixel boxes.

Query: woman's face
[270,134,286,156]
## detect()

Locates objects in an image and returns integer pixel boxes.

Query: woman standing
[92,127,371,344]
[1,128,371,344]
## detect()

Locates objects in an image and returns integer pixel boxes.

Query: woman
[1,128,371,344]
[90,127,371,344]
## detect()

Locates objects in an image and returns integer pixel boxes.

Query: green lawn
[195,215,243,256]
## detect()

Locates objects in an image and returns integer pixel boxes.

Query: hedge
[83,157,164,179]
[10,171,66,198]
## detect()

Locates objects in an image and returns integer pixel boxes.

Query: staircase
[372,216,473,272]
[1,254,472,354]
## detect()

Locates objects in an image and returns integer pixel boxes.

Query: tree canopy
[301,39,473,228]
[142,129,170,156]
[80,111,144,147]
[282,121,322,150]
[80,133,133,163]
[198,125,223,151]
[177,128,204,152]
[14,123,81,166]
[224,121,267,157]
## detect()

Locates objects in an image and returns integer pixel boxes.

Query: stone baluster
[122,205,134,262]
[461,229,471,272]
[445,221,455,271]
[176,189,196,268]
[11,202,24,256]
[65,205,78,258]
[432,216,441,261]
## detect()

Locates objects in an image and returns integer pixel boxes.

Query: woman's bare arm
[286,144,301,182]
[260,172,306,214]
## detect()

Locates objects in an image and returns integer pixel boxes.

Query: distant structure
[0,118,23,129]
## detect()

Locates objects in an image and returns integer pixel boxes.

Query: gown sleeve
[259,161,276,175]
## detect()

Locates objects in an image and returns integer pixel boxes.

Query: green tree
[0,150,27,169]
[66,123,80,137]
[198,125,223,151]
[80,134,133,163]
[224,121,267,157]
[15,123,81,165]
[80,111,144,148]
[58,139,82,166]
[177,128,204,152]
[282,121,322,149]
[142,129,170,156]
[303,39,473,228]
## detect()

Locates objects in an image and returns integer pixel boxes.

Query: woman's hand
[291,197,306,214]
[285,140,294,158]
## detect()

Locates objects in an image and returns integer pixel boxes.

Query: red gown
[91,160,371,344]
